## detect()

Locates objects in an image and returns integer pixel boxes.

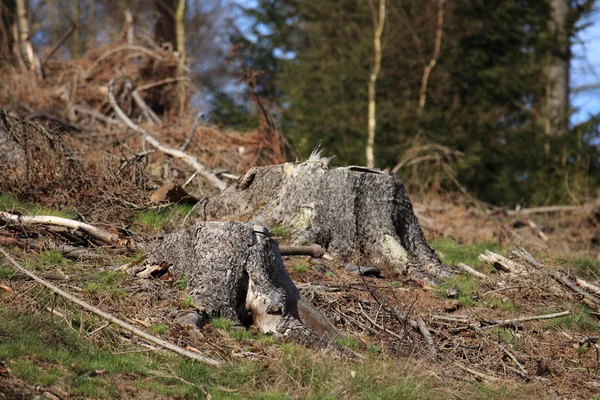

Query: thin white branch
[108,78,227,191]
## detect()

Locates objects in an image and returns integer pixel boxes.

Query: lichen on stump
[204,160,453,286]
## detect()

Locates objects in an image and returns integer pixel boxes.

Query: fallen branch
[456,363,498,382]
[0,247,221,367]
[457,262,487,279]
[279,245,326,258]
[482,311,571,328]
[552,272,600,306]
[478,250,528,275]
[108,78,227,191]
[0,212,121,245]
[513,249,600,306]
[416,317,437,357]
[506,205,582,216]
[576,278,600,296]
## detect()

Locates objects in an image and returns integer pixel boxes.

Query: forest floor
[1,40,600,399]
[1,191,600,400]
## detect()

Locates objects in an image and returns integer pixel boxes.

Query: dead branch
[416,317,437,357]
[365,0,386,168]
[510,248,544,269]
[124,78,162,126]
[456,363,498,382]
[506,205,582,216]
[180,111,204,152]
[0,212,121,245]
[576,278,600,295]
[482,311,571,328]
[552,272,600,306]
[478,250,528,275]
[42,23,76,65]
[85,46,165,78]
[513,249,600,306]
[137,77,190,92]
[457,262,487,279]
[278,245,326,258]
[0,247,221,367]
[108,78,227,191]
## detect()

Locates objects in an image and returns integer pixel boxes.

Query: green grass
[430,238,502,268]
[481,297,520,311]
[0,264,14,279]
[557,256,600,278]
[270,225,292,238]
[83,271,127,298]
[434,275,478,307]
[148,324,168,335]
[133,204,197,231]
[211,317,234,331]
[489,327,522,350]
[335,336,359,351]
[175,273,190,290]
[0,192,76,218]
[292,263,308,273]
[542,306,599,332]
[180,296,194,309]
[0,308,548,399]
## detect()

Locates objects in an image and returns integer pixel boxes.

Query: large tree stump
[147,221,350,353]
[203,160,453,286]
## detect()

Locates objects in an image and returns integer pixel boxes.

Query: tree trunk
[203,160,453,286]
[155,0,177,49]
[366,0,385,169]
[174,0,186,115]
[0,0,16,64]
[15,0,41,75]
[147,221,352,355]
[544,0,569,143]
[72,0,81,58]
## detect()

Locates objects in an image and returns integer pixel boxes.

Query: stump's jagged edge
[204,161,453,286]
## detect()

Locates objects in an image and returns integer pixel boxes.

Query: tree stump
[203,160,453,286]
[147,221,350,353]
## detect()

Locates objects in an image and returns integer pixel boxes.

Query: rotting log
[202,160,453,286]
[146,221,357,356]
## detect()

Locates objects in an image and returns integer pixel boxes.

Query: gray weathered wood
[203,161,452,285]
[147,221,354,355]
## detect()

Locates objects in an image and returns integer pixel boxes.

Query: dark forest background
[1,0,599,206]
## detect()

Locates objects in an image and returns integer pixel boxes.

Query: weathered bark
[147,221,351,354]
[203,161,452,286]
